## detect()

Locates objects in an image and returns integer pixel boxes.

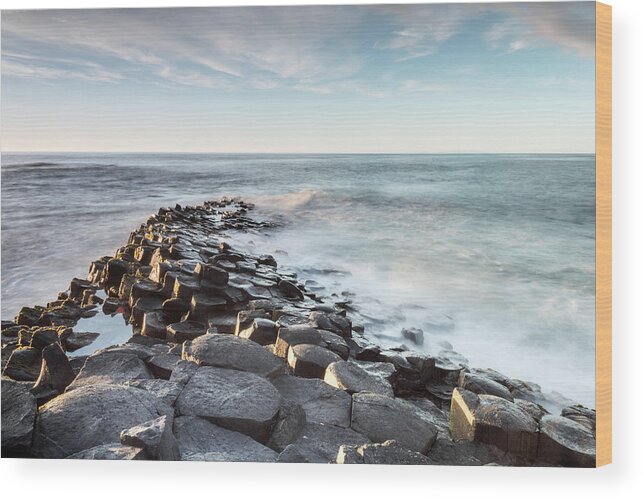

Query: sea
[0,152,596,407]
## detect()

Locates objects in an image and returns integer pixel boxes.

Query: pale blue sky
[1,2,596,153]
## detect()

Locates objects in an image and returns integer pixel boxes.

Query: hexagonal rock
[277,279,304,300]
[274,325,321,358]
[309,311,352,339]
[271,375,352,428]
[237,318,277,346]
[142,311,168,339]
[32,384,172,458]
[266,401,307,452]
[283,422,371,463]
[351,393,439,454]
[318,330,350,359]
[120,415,180,460]
[324,361,394,397]
[146,354,180,380]
[459,372,514,401]
[182,333,284,378]
[449,388,539,460]
[1,378,37,455]
[174,416,277,462]
[172,274,201,302]
[195,262,229,285]
[166,320,207,343]
[537,415,596,467]
[67,443,146,460]
[66,352,153,391]
[288,343,342,379]
[337,440,433,465]
[190,292,227,318]
[175,366,281,443]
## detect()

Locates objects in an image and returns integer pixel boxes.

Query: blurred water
[1,152,595,406]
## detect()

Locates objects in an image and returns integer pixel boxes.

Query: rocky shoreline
[1,198,596,466]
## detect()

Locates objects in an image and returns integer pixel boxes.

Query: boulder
[161,298,190,323]
[174,416,277,462]
[459,372,514,401]
[120,415,180,460]
[168,359,198,387]
[29,327,60,350]
[351,392,438,454]
[66,351,153,391]
[234,310,270,335]
[271,375,352,428]
[31,342,76,397]
[337,440,433,465]
[561,405,596,434]
[284,422,371,463]
[2,347,42,381]
[237,318,277,346]
[309,311,351,338]
[172,274,200,302]
[278,279,304,300]
[142,311,168,339]
[67,443,146,460]
[196,263,229,285]
[146,353,180,380]
[176,366,281,443]
[182,333,283,378]
[190,293,227,317]
[401,327,424,346]
[166,320,207,343]
[126,379,183,406]
[1,378,37,455]
[537,415,596,467]
[32,384,172,458]
[324,361,394,397]
[274,325,321,358]
[266,401,307,452]
[288,343,342,379]
[63,331,100,352]
[318,330,350,359]
[449,388,539,460]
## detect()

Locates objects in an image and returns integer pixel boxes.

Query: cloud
[1,53,122,83]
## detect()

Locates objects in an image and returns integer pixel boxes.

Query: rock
[174,416,277,462]
[234,310,270,334]
[120,415,180,460]
[146,353,180,380]
[176,366,281,443]
[166,320,207,343]
[190,292,227,318]
[515,399,548,421]
[537,415,596,467]
[172,274,201,302]
[258,255,277,267]
[288,343,342,379]
[285,422,371,463]
[31,342,76,397]
[318,330,350,359]
[66,351,153,391]
[206,313,238,334]
[237,318,277,346]
[309,311,351,338]
[182,333,284,378]
[63,331,100,352]
[561,405,596,434]
[196,263,229,285]
[266,401,307,452]
[32,384,172,458]
[168,359,198,387]
[351,392,438,454]
[126,379,183,406]
[130,296,163,325]
[30,327,60,350]
[105,258,129,289]
[161,298,190,323]
[459,372,514,401]
[15,306,43,326]
[274,325,321,358]
[401,327,424,346]
[278,279,304,300]
[449,388,538,460]
[142,311,168,339]
[271,375,352,427]
[324,361,394,397]
[2,347,42,381]
[354,360,396,384]
[1,378,37,455]
[67,443,146,460]
[337,440,433,465]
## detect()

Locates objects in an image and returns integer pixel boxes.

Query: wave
[2,161,117,170]
[251,188,330,212]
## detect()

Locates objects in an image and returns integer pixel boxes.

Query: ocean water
[0,152,596,406]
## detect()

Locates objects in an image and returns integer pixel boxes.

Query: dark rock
[176,366,281,443]
[271,375,352,427]
[126,379,183,406]
[285,422,371,463]
[278,279,304,300]
[266,400,307,452]
[30,327,60,350]
[258,255,277,267]
[105,258,129,289]
[206,313,238,334]
[537,415,596,467]
[237,318,277,346]
[166,320,206,343]
[195,263,229,285]
[190,293,227,317]
[459,372,514,401]
[67,443,146,460]
[32,342,76,397]
[351,392,439,454]
[63,331,100,352]
[561,405,596,434]
[1,378,37,455]
[146,353,180,380]
[142,311,168,339]
[2,347,42,381]
[309,311,351,338]
[337,440,434,465]
[274,325,321,358]
[172,274,200,302]
[234,309,270,334]
[174,416,277,462]
[324,361,394,397]
[120,415,180,460]
[66,351,153,391]
[182,333,284,377]
[15,306,43,327]
[168,359,198,387]
[318,330,350,359]
[401,327,424,346]
[32,384,172,458]
[288,343,342,379]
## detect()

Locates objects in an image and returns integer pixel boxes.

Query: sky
[0,2,596,153]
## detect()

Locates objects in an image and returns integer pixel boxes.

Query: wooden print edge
[595,0,612,467]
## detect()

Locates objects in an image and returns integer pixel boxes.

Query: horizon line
[1,150,596,156]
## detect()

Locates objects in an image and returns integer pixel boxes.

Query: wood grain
[595,1,612,468]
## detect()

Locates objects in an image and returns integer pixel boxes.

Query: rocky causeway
[1,199,596,466]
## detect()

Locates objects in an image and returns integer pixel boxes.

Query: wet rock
[166,320,207,343]
[309,311,352,338]
[31,343,76,398]
[172,274,200,302]
[537,415,596,467]
[69,278,95,301]
[561,405,596,434]
[258,255,277,267]
[278,279,304,300]
[351,393,438,454]
[459,372,514,401]
[15,306,43,327]
[266,400,307,452]
[318,330,350,359]
[274,325,321,358]
[105,258,129,289]
[63,331,100,352]
[146,353,180,380]
[449,388,538,460]
[190,293,227,317]
[32,384,172,458]
[206,313,238,334]
[237,318,277,346]
[176,366,281,443]
[337,440,433,465]
[30,327,60,350]
[401,327,424,346]
[515,399,548,422]
[174,416,277,462]
[1,378,37,455]
[354,360,396,384]
[66,351,153,391]
[271,375,352,427]
[285,422,371,463]
[182,333,284,378]
[288,343,342,379]
[196,263,229,285]
[120,415,180,460]
[130,296,163,325]
[141,311,168,339]
[324,361,394,397]
[2,347,42,381]
[234,309,270,334]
